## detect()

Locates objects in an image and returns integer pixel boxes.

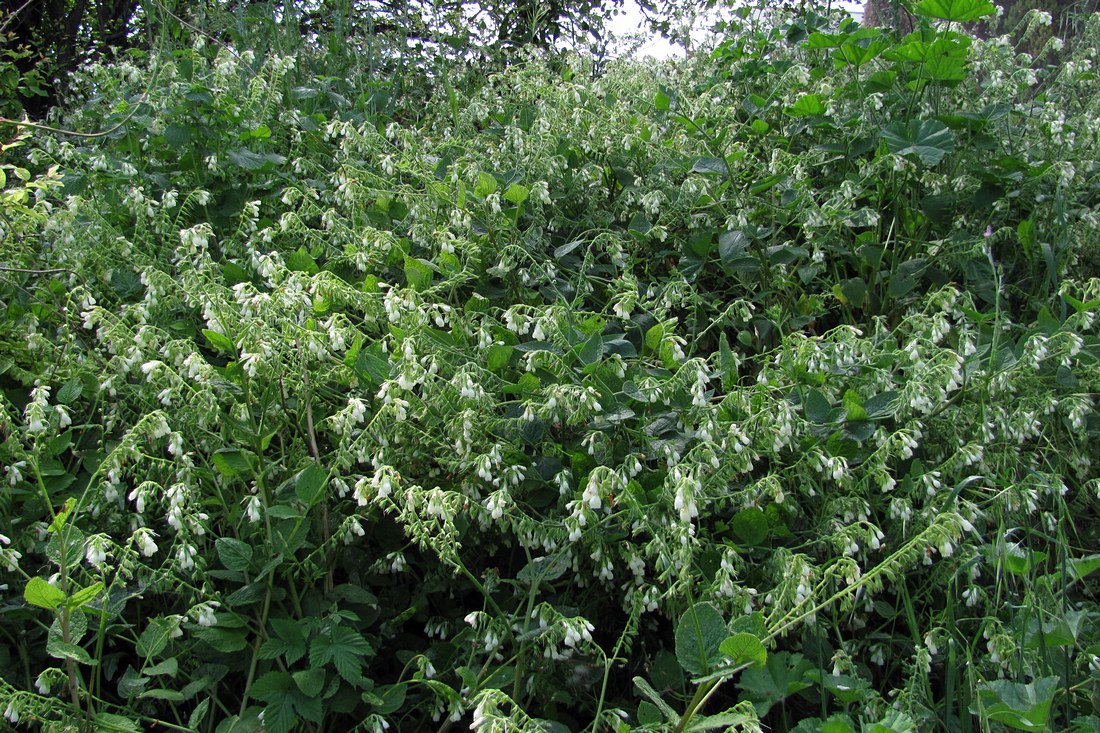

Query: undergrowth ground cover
[1,1,1099,731]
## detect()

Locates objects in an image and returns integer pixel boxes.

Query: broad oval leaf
[720,632,767,669]
[882,120,955,166]
[674,602,727,675]
[915,0,995,22]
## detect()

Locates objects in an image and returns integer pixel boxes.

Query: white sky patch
[607,0,867,60]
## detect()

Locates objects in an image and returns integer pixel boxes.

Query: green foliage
[1,2,1100,732]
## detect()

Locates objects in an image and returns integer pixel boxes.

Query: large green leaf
[294,463,327,506]
[25,576,66,610]
[975,677,1059,732]
[737,651,814,717]
[915,0,996,22]
[719,632,767,669]
[882,120,955,166]
[675,602,727,675]
[216,537,253,572]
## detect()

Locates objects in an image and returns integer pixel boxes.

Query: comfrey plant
[1,0,1099,731]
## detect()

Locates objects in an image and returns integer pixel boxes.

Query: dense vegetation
[1,1,1099,732]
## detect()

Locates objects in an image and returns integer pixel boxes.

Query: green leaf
[720,633,767,668]
[140,688,186,701]
[25,577,66,610]
[212,450,252,479]
[294,463,327,506]
[374,683,407,714]
[94,713,142,733]
[637,701,663,725]
[842,390,868,421]
[804,389,833,424]
[216,537,253,571]
[633,677,680,723]
[737,651,814,717]
[47,637,95,664]
[691,157,728,175]
[503,183,529,205]
[145,658,178,677]
[137,618,177,659]
[57,378,83,405]
[731,508,769,546]
[882,120,955,166]
[687,711,755,731]
[65,581,104,610]
[487,343,513,371]
[645,324,664,352]
[786,94,826,117]
[193,626,248,653]
[1017,218,1036,257]
[675,602,727,675]
[310,625,372,684]
[227,148,286,171]
[474,172,498,198]
[655,89,671,111]
[404,255,433,291]
[164,123,192,147]
[718,230,750,265]
[189,699,211,730]
[286,247,319,275]
[915,0,995,22]
[293,668,326,697]
[975,677,1059,732]
[865,710,916,733]
[260,618,308,665]
[864,391,899,418]
[202,329,236,354]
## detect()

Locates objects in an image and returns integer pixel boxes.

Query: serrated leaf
[736,651,814,717]
[189,699,211,730]
[137,618,176,659]
[915,0,995,22]
[720,633,767,669]
[48,638,95,664]
[146,657,178,677]
[57,378,83,405]
[294,463,327,506]
[25,577,67,610]
[65,581,104,610]
[293,668,326,697]
[675,602,727,675]
[216,537,253,571]
[882,120,955,166]
[193,626,248,653]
